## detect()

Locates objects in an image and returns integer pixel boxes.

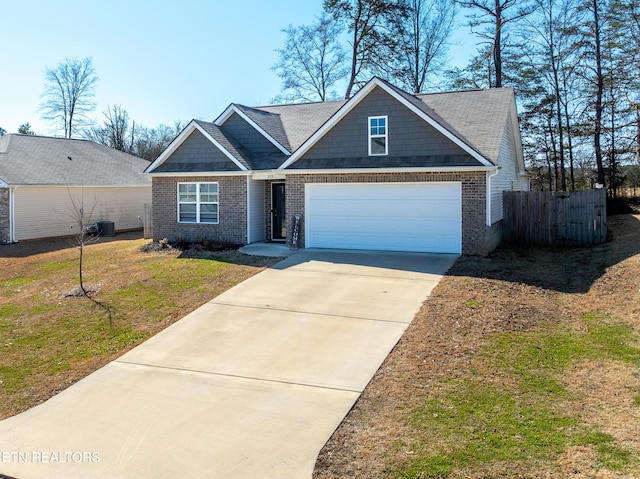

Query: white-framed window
[368,116,388,156]
[177,182,219,223]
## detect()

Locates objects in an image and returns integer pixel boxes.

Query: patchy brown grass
[0,232,279,420]
[314,214,640,478]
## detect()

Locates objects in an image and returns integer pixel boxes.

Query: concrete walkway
[238,241,297,257]
[0,250,457,479]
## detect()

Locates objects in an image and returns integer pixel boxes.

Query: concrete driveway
[0,249,457,479]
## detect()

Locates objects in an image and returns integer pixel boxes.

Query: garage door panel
[314,199,459,218]
[309,216,459,233]
[312,232,459,253]
[305,183,462,254]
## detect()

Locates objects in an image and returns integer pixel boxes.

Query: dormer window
[368,116,388,156]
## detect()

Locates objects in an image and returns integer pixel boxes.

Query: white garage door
[305,182,462,254]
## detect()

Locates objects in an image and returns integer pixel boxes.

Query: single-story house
[145,77,529,255]
[0,134,151,243]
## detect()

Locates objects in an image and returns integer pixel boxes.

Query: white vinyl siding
[12,186,151,241]
[490,112,529,224]
[178,182,219,224]
[247,178,266,243]
[305,182,461,254]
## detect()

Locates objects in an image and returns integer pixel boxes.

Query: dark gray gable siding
[290,86,483,169]
[155,129,241,172]
[220,112,283,157]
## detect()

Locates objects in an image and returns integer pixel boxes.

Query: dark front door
[271,183,286,241]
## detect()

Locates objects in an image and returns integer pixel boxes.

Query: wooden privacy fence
[503,189,607,246]
[143,204,153,239]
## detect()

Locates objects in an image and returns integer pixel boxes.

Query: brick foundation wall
[285,172,497,255]
[0,189,9,243]
[483,220,503,253]
[152,176,248,244]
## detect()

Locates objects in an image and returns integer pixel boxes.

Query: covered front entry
[304,182,462,254]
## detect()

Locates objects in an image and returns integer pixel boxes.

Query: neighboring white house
[0,134,151,243]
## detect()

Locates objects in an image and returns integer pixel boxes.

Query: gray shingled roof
[249,100,346,152]
[245,82,513,164]
[195,120,287,170]
[0,134,151,186]
[233,104,293,152]
[417,87,514,163]
[149,78,515,173]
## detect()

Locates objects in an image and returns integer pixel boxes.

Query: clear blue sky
[0,0,474,136]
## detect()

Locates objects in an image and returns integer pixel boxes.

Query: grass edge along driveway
[313,213,640,479]
[0,236,278,420]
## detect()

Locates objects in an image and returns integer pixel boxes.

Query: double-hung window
[368,116,388,156]
[177,182,219,223]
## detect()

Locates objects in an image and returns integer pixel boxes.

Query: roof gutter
[143,166,498,178]
[6,183,150,188]
[280,166,498,175]
[486,166,501,226]
[144,171,252,178]
[9,186,17,243]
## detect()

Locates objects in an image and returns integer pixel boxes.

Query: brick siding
[0,189,9,243]
[152,176,248,244]
[285,172,496,255]
[152,172,501,254]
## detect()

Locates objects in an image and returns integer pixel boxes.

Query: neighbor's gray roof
[0,134,151,186]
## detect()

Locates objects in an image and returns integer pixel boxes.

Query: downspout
[9,186,16,243]
[485,167,501,226]
[246,176,251,245]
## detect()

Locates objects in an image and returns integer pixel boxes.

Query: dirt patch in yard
[314,214,640,478]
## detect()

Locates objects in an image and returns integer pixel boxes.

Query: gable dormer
[217,111,283,158]
[284,85,486,170]
[215,104,291,156]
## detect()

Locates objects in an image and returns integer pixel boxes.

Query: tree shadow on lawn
[448,213,640,294]
[0,230,143,259]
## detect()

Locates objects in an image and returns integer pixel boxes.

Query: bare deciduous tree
[389,0,458,93]
[40,57,98,138]
[64,186,113,328]
[131,122,184,162]
[103,105,135,152]
[272,15,348,103]
[324,0,407,98]
[85,105,136,152]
